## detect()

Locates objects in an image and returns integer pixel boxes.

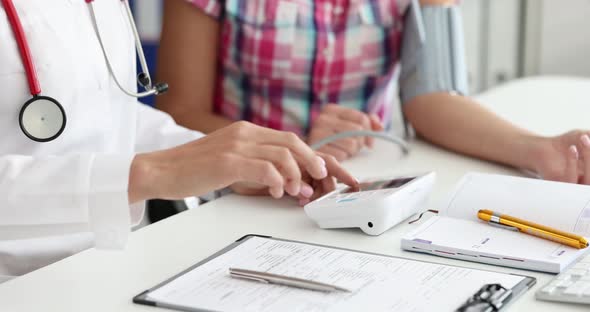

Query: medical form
[134,236,534,312]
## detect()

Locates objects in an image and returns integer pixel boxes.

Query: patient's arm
[403,92,590,185]
[403,92,539,170]
[156,0,233,134]
[403,0,590,184]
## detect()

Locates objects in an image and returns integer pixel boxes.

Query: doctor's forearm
[128,154,155,204]
[403,93,546,171]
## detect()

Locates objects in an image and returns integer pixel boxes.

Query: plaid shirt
[188,0,411,136]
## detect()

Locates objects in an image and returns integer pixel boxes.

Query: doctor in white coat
[0,0,356,282]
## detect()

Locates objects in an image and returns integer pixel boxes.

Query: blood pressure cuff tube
[399,4,469,105]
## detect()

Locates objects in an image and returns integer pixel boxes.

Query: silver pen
[228,268,351,293]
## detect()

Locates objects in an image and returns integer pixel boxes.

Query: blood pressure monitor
[304,172,436,235]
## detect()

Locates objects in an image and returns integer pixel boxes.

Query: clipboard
[133,234,536,312]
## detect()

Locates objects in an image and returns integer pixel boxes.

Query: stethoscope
[2,0,168,142]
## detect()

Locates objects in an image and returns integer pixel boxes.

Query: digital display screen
[341,177,415,193]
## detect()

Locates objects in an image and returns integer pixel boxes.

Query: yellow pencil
[478,209,588,249]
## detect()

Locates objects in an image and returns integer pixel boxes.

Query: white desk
[0,76,589,311]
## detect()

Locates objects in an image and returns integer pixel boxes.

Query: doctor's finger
[250,144,302,196]
[239,144,300,196]
[236,158,285,198]
[318,153,358,187]
[322,175,337,193]
[297,181,314,206]
[310,176,337,202]
[580,135,590,184]
[261,130,327,180]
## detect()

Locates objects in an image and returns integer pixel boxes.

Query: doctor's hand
[231,152,353,206]
[295,154,348,206]
[307,104,383,162]
[128,121,358,204]
[530,130,590,184]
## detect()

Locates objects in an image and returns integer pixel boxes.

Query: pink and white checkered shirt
[187,0,411,136]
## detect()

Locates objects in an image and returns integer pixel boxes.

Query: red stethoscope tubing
[1,0,41,96]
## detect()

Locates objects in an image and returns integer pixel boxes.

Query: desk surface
[1,76,589,311]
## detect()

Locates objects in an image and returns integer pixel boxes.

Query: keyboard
[536,252,590,304]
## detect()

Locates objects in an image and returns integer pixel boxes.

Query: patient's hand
[307,104,383,161]
[532,130,590,184]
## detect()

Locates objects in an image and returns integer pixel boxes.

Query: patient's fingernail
[581,135,590,147]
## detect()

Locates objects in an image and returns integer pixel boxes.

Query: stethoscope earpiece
[155,83,169,95]
[137,72,150,88]
[89,0,167,99]
[137,73,168,95]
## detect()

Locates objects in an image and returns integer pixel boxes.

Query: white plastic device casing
[304,172,436,235]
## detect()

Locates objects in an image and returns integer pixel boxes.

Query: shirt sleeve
[185,0,223,19]
[0,106,203,250]
[0,153,134,249]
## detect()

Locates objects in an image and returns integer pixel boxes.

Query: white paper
[147,237,525,312]
[440,173,590,236]
[403,216,586,272]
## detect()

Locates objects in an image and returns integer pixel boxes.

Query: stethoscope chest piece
[19,96,66,142]
[3,0,167,142]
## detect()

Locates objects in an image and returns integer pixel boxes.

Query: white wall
[463,0,590,92]
[460,0,485,93]
[486,0,521,86]
[460,0,521,93]
[537,0,590,76]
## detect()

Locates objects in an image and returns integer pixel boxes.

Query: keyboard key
[547,281,562,290]
[568,269,588,278]
[563,281,590,296]
[540,286,556,295]
[555,280,575,288]
[556,274,572,281]
[536,254,590,304]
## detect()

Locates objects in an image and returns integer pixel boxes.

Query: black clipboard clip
[456,284,513,312]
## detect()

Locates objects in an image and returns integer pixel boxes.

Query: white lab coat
[0,0,203,282]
